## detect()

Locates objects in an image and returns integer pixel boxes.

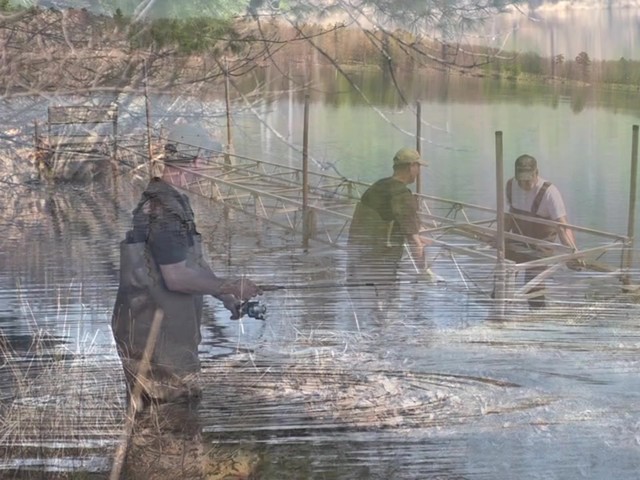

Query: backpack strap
[129,186,194,243]
[531,181,551,215]
[506,178,513,206]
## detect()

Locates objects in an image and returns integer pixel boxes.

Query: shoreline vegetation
[0,5,638,99]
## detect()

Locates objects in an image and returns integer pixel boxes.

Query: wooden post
[34,119,39,156]
[34,120,41,179]
[143,61,152,165]
[550,28,556,78]
[415,101,422,195]
[110,107,119,184]
[302,93,310,249]
[623,125,639,286]
[111,107,118,162]
[224,57,233,167]
[494,131,507,316]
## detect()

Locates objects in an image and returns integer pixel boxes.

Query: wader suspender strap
[531,182,551,215]
[506,179,552,216]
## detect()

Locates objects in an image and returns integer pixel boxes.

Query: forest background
[1,0,639,103]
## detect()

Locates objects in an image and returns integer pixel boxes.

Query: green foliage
[503,59,521,78]
[0,0,16,12]
[106,0,249,19]
[243,0,527,35]
[494,47,640,88]
[113,7,129,30]
[575,51,591,67]
[600,57,640,86]
[617,57,631,83]
[350,0,525,32]
[575,51,591,80]
[128,16,237,53]
[518,52,543,75]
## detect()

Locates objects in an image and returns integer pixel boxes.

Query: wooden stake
[494,131,507,316]
[302,93,310,249]
[415,101,422,196]
[224,57,233,166]
[623,125,639,285]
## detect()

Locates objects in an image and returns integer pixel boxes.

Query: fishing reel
[240,301,267,320]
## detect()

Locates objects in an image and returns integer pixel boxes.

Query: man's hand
[220,294,242,320]
[566,258,586,271]
[220,277,262,301]
[420,267,445,284]
[566,247,586,271]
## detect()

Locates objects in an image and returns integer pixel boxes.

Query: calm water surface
[1,77,640,478]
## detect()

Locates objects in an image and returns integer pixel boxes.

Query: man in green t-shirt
[347,147,439,288]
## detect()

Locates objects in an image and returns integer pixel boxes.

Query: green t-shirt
[348,177,419,251]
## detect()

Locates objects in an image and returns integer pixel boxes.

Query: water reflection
[1,148,640,478]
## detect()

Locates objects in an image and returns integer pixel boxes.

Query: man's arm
[555,215,586,270]
[392,190,431,269]
[159,261,261,301]
[407,233,428,269]
[555,215,578,250]
[504,213,514,233]
[148,211,261,302]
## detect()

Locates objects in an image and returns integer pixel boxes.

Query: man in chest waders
[347,148,441,310]
[504,154,582,309]
[112,145,262,406]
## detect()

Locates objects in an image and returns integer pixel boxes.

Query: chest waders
[506,179,556,309]
[506,179,557,242]
[112,183,208,402]
[347,203,405,285]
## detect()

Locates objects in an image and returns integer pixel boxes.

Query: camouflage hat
[515,154,538,181]
[392,147,428,167]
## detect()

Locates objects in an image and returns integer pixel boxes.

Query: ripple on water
[198,349,557,435]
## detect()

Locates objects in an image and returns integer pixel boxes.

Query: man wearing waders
[112,145,261,405]
[504,154,582,309]
[347,148,441,309]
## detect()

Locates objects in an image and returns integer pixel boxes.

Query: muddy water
[1,179,639,479]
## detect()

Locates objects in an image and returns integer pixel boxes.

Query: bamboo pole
[494,131,507,315]
[109,308,164,480]
[623,125,639,286]
[143,60,153,169]
[224,57,233,167]
[112,106,118,162]
[33,120,39,164]
[302,93,310,249]
[416,101,422,196]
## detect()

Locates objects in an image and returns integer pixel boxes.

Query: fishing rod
[244,274,446,320]
[240,279,423,320]
[242,275,450,320]
[258,277,437,292]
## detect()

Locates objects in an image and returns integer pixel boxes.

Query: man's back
[348,177,416,250]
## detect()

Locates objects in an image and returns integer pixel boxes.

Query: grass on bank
[0,294,125,479]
